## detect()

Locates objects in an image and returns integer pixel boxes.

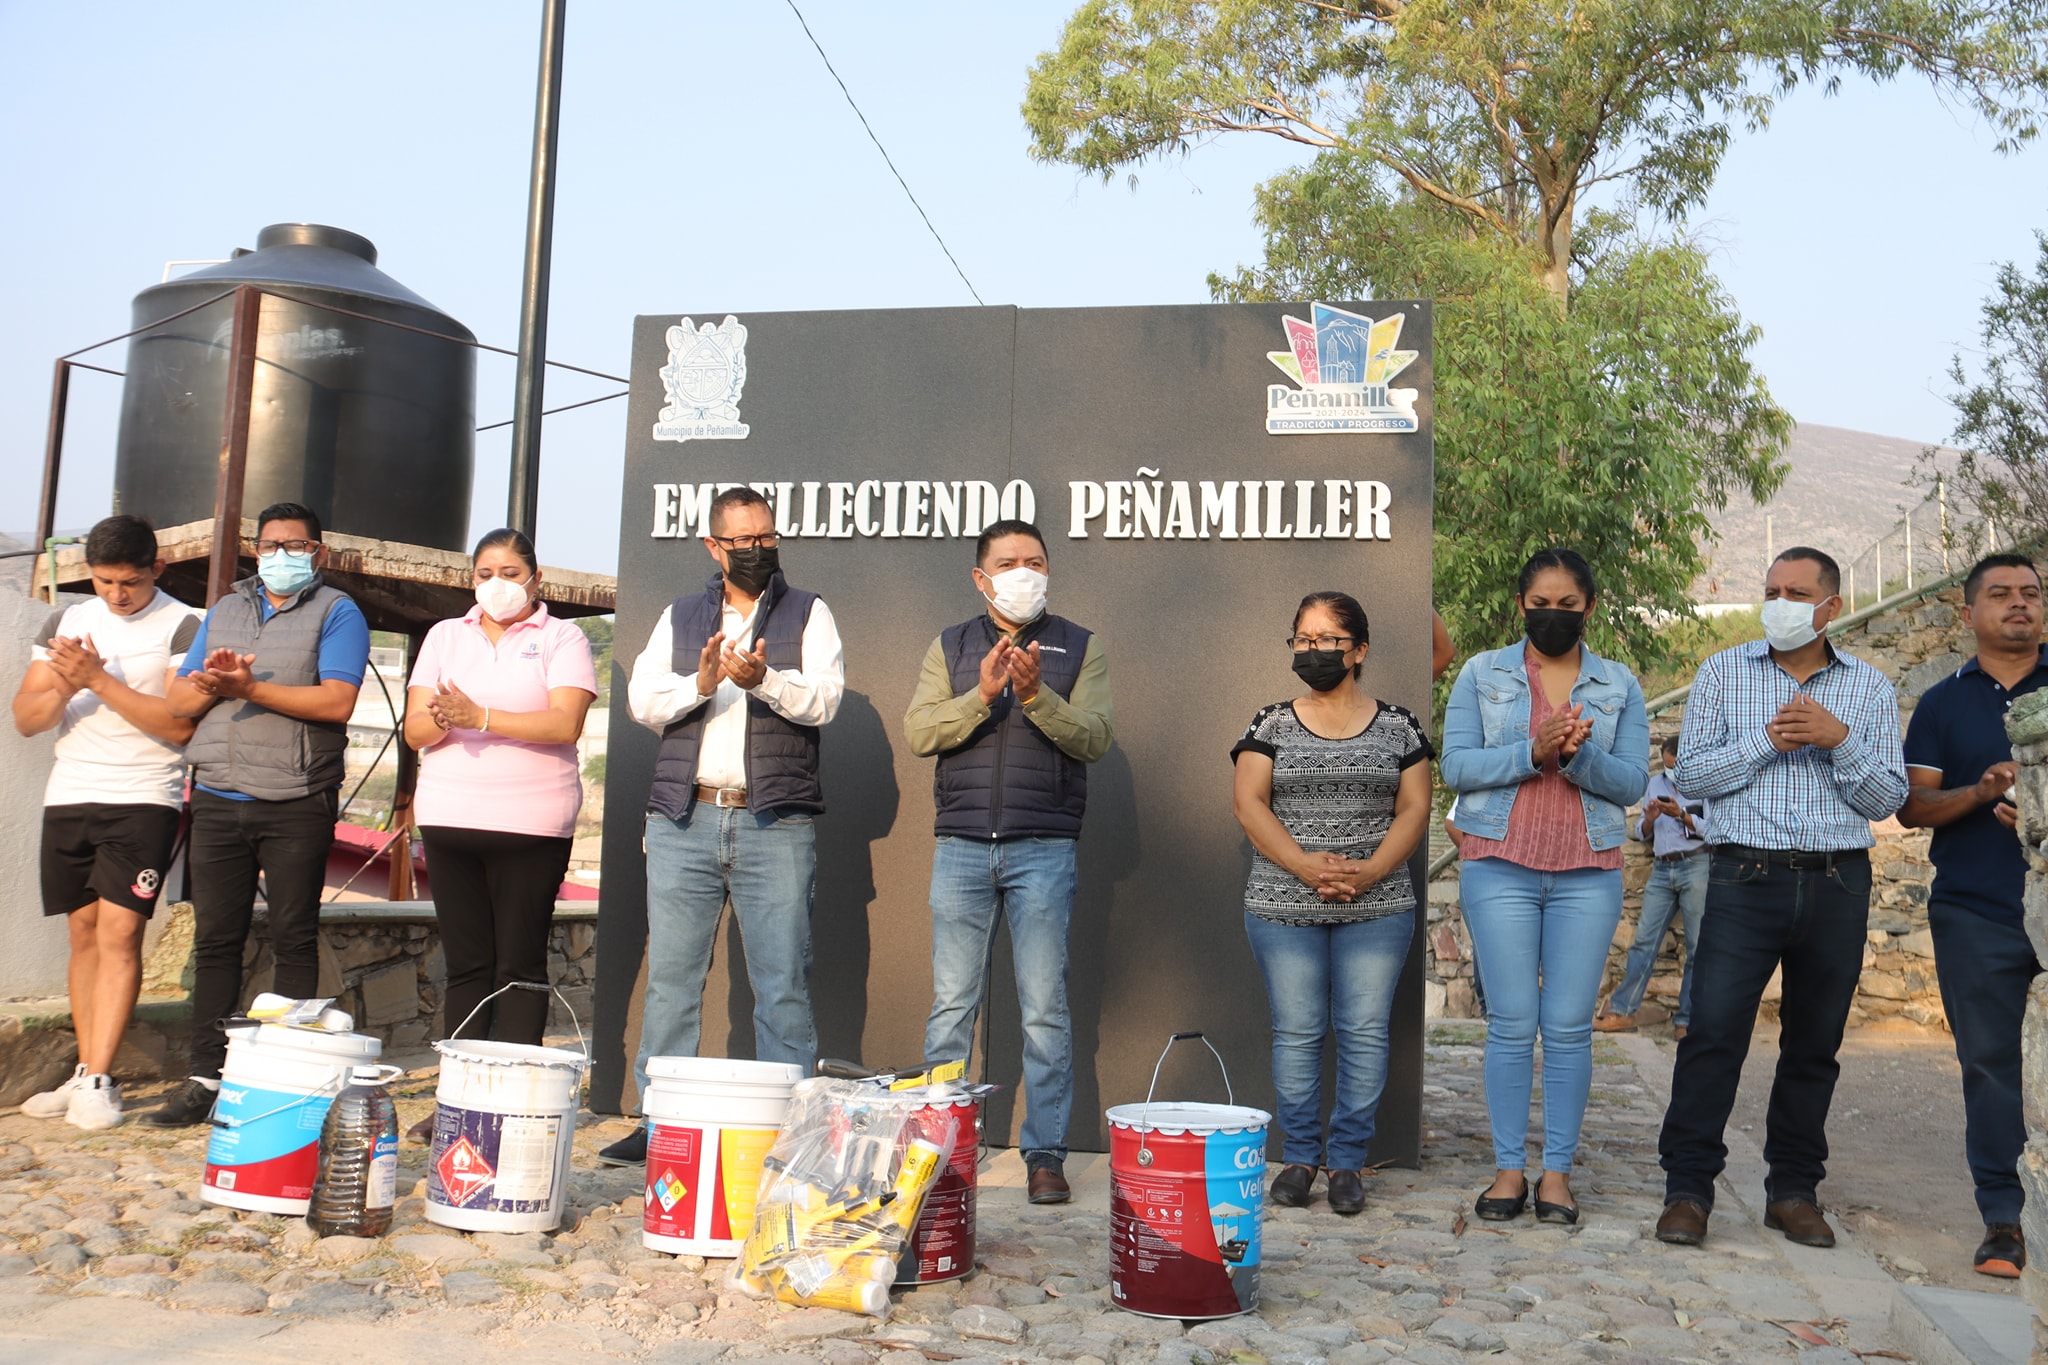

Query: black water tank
[113,223,476,551]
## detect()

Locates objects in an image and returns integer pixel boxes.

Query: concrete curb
[1611,1031,1902,1349]
[1889,1284,2038,1365]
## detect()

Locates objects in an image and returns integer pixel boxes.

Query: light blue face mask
[257,550,318,597]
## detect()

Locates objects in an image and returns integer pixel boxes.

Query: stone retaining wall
[1,904,601,1105]
[1426,585,1966,1028]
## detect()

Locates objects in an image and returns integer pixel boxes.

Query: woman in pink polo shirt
[404,528,598,1050]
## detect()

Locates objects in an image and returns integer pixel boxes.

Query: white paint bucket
[641,1056,804,1257]
[202,1024,384,1215]
[425,1039,588,1232]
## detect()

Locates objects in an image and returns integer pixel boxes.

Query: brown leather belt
[694,784,748,808]
[1658,849,1704,863]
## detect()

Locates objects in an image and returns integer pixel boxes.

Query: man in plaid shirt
[1654,547,1908,1250]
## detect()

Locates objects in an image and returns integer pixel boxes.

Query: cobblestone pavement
[0,1025,1926,1363]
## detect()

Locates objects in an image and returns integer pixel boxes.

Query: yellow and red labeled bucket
[1106,1033,1270,1320]
[895,1094,983,1284]
[642,1056,804,1257]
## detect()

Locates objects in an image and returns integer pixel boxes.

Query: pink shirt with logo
[409,603,599,838]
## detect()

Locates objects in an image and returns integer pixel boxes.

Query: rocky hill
[1696,423,1961,603]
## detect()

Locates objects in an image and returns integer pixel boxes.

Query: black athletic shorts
[40,802,183,919]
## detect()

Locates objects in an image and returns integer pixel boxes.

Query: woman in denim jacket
[1440,548,1649,1224]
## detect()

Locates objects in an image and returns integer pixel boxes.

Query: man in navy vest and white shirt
[608,486,844,1165]
[905,519,1115,1203]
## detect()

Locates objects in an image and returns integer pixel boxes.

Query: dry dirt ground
[1708,1016,2008,1295]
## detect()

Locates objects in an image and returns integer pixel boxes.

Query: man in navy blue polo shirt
[1900,552,2047,1279]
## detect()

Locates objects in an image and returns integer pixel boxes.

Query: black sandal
[1474,1179,1528,1221]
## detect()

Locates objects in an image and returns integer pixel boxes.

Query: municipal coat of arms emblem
[653,315,751,442]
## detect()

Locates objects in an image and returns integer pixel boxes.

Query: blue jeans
[1244,910,1414,1170]
[1606,853,1708,1026]
[636,806,818,1097]
[924,835,1077,1163]
[1459,858,1623,1174]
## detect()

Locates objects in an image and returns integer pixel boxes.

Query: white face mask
[1759,597,1823,651]
[980,566,1048,624]
[475,574,532,623]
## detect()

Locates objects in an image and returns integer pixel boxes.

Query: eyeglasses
[1285,634,1356,652]
[711,532,780,551]
[250,539,319,556]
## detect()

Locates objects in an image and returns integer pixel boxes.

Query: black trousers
[188,788,338,1078]
[1658,848,1871,1208]
[421,825,573,1046]
[1928,899,2040,1224]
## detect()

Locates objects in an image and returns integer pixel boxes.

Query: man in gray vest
[607,486,845,1165]
[152,502,370,1126]
[906,519,1114,1203]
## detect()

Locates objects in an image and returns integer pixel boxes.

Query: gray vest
[186,576,354,801]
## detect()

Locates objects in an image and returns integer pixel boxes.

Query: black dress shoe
[596,1127,648,1166]
[1326,1169,1366,1216]
[145,1078,219,1129]
[1764,1197,1835,1247]
[1656,1197,1710,1245]
[1268,1164,1316,1208]
[1474,1180,1527,1221]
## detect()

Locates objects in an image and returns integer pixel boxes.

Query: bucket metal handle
[1135,1031,1233,1168]
[446,981,589,1063]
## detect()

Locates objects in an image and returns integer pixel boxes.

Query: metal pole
[507,0,567,537]
[35,360,73,573]
[1940,474,1950,573]
[1875,542,1883,600]
[1905,510,1914,589]
[207,286,263,605]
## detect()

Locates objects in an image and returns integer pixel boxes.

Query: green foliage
[1941,233,2048,555]
[1638,607,1762,699]
[1212,151,1789,676]
[1026,2,2048,299]
[583,751,607,786]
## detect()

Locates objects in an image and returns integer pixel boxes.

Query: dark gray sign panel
[596,301,1434,1162]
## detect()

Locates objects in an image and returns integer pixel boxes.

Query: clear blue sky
[4,2,2043,575]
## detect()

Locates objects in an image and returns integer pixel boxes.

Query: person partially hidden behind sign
[607,486,845,1166]
[12,515,203,1130]
[154,501,372,1127]
[1441,548,1649,1225]
[1230,592,1433,1215]
[905,519,1114,1204]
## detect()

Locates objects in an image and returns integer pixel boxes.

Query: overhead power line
[782,0,985,306]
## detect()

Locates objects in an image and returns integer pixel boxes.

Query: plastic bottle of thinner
[307,1065,400,1237]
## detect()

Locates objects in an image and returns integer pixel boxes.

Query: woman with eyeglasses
[1440,548,1648,1225]
[1231,591,1433,1215]
[402,528,597,1070]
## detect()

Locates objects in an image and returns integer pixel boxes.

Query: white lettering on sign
[648,474,1390,542]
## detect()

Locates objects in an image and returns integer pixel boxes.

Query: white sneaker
[22,1064,87,1119]
[66,1075,123,1131]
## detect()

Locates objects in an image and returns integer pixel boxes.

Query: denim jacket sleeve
[1562,671,1650,807]
[1439,654,1538,792]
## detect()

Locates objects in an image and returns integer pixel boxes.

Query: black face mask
[1524,607,1586,657]
[1291,648,1352,692]
[723,545,780,596]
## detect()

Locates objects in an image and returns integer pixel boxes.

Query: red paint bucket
[896,1095,982,1284]
[1106,1033,1270,1320]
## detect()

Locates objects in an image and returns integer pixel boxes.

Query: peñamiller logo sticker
[1265,303,1419,435]
[654,315,751,442]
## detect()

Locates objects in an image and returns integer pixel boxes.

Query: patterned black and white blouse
[1231,700,1434,926]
